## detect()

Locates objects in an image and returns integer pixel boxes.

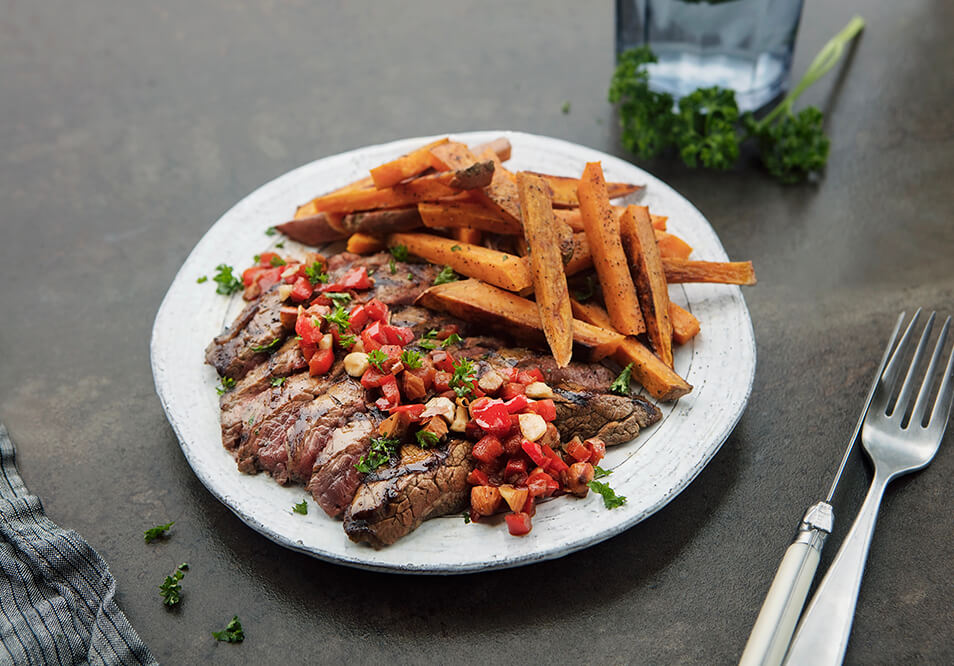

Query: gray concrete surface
[1,1,952,663]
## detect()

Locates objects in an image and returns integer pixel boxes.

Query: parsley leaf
[304,261,328,285]
[572,275,596,302]
[450,358,476,398]
[250,338,282,353]
[275,241,285,249]
[216,376,236,395]
[609,46,675,159]
[433,265,459,285]
[423,329,439,339]
[672,86,740,170]
[416,339,438,350]
[292,500,308,515]
[323,305,350,333]
[144,521,174,543]
[338,334,357,349]
[610,363,633,396]
[389,244,409,262]
[325,292,352,306]
[389,256,397,274]
[354,436,401,474]
[593,465,612,479]
[212,264,242,295]
[441,333,462,348]
[212,616,245,643]
[416,429,440,448]
[367,349,387,372]
[196,275,208,283]
[270,376,286,387]
[269,255,286,267]
[450,244,462,252]
[400,349,423,370]
[462,512,471,524]
[159,563,188,607]
[588,480,626,509]
[265,226,277,236]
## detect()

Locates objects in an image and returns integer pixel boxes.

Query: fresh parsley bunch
[609,16,864,183]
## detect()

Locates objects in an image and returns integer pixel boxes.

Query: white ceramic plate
[151,131,755,574]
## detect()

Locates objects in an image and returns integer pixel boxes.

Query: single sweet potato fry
[517,171,573,367]
[370,138,449,189]
[431,142,522,223]
[276,214,348,245]
[669,303,701,344]
[554,208,667,233]
[388,232,531,292]
[418,201,523,235]
[655,230,693,260]
[576,162,645,336]
[570,299,692,401]
[346,233,386,255]
[523,171,642,208]
[417,280,623,360]
[662,259,757,285]
[620,205,673,367]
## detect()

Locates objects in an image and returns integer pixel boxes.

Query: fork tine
[911,316,950,427]
[891,312,936,418]
[928,319,954,432]
[880,309,922,407]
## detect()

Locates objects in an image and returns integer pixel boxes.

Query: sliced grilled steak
[551,388,659,446]
[307,412,379,517]
[205,287,288,381]
[344,440,474,548]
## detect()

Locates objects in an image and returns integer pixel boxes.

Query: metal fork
[784,310,954,665]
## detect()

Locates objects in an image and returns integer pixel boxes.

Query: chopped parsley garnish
[416,429,440,448]
[561,100,571,114]
[292,500,308,515]
[338,334,357,349]
[450,358,477,398]
[366,349,387,372]
[416,339,438,350]
[212,264,242,295]
[588,480,627,509]
[196,275,208,283]
[250,338,282,353]
[212,616,245,643]
[354,436,401,474]
[572,275,596,302]
[610,363,633,396]
[462,512,471,524]
[424,329,440,339]
[325,292,352,306]
[450,244,462,252]
[433,265,459,285]
[400,349,423,369]
[275,241,285,248]
[269,255,286,267]
[144,521,174,543]
[389,256,397,274]
[270,376,286,387]
[323,305,351,333]
[593,465,612,479]
[389,244,409,262]
[265,226,278,236]
[441,333,462,348]
[304,261,328,285]
[407,272,414,281]
[159,563,188,607]
[216,376,236,395]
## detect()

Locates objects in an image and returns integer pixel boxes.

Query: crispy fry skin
[576,162,645,336]
[418,201,523,235]
[517,171,574,367]
[662,259,757,285]
[522,171,642,208]
[417,280,624,360]
[620,205,674,367]
[571,300,691,401]
[370,138,449,189]
[387,232,532,292]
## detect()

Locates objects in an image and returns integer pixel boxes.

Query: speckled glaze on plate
[150,131,755,574]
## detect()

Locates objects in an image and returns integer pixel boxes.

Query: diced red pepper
[434,324,459,340]
[360,367,388,389]
[542,445,569,474]
[364,298,389,322]
[308,348,334,376]
[407,366,436,392]
[521,440,550,470]
[242,266,266,287]
[388,403,425,421]
[472,435,504,464]
[503,457,528,480]
[466,468,491,486]
[321,266,373,292]
[504,394,531,414]
[505,512,532,536]
[374,374,401,410]
[257,251,282,267]
[378,345,404,372]
[348,304,369,331]
[432,371,452,393]
[585,438,606,466]
[500,382,526,400]
[523,494,537,517]
[299,342,316,362]
[295,313,323,346]
[429,350,456,373]
[517,368,545,384]
[527,471,560,498]
[381,324,414,346]
[527,398,556,422]
[464,419,485,441]
[502,433,525,457]
[471,399,512,438]
[565,438,592,463]
[289,276,313,303]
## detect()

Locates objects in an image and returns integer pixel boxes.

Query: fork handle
[784,470,890,665]
[739,503,832,666]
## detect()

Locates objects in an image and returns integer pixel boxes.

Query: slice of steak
[306,412,380,517]
[327,252,440,305]
[551,387,660,446]
[205,287,287,381]
[343,440,474,548]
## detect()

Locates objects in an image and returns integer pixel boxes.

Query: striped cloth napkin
[0,423,156,665]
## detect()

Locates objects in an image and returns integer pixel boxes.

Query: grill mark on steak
[205,287,288,381]
[343,440,474,548]
[306,413,379,517]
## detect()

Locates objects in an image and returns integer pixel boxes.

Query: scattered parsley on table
[212,616,245,643]
[144,521,174,543]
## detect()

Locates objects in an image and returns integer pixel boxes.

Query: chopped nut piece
[477,370,504,394]
[401,372,427,401]
[450,404,468,432]
[280,265,299,280]
[561,462,595,497]
[470,486,503,516]
[318,333,333,350]
[344,352,370,377]
[538,422,560,449]
[421,396,455,422]
[524,381,554,399]
[378,411,411,439]
[518,413,547,442]
[277,284,294,301]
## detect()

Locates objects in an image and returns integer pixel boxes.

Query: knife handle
[738,503,833,666]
